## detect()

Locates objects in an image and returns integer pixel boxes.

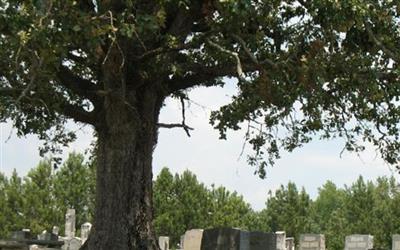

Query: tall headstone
[200,228,245,250]
[158,236,169,250]
[247,231,277,250]
[276,231,286,250]
[299,234,325,250]
[183,229,203,250]
[393,235,400,250]
[344,235,373,250]
[286,237,295,250]
[52,227,59,237]
[64,209,76,238]
[80,222,92,244]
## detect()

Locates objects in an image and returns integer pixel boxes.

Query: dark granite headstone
[201,228,244,250]
[248,231,277,250]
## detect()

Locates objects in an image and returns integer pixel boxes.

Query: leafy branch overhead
[1,0,400,176]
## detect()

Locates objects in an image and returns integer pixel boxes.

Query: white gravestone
[158,236,169,250]
[392,235,400,250]
[183,229,203,250]
[299,234,325,250]
[286,237,295,250]
[80,222,92,244]
[64,209,76,238]
[276,231,286,250]
[345,235,373,250]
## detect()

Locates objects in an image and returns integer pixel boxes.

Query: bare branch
[157,123,194,137]
[206,39,245,80]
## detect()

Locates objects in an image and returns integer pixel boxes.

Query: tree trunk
[86,83,163,249]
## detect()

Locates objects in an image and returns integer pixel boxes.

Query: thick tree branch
[365,22,400,62]
[56,66,100,102]
[61,103,96,125]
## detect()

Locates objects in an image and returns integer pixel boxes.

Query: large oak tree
[1,0,400,249]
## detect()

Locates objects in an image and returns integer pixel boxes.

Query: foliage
[53,152,96,233]
[0,0,400,176]
[259,182,315,242]
[1,160,400,250]
[153,167,254,247]
[0,153,95,237]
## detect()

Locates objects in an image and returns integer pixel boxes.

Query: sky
[1,83,399,211]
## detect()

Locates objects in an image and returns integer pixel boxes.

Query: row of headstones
[158,228,294,250]
[158,229,400,250]
[3,209,92,250]
[300,234,400,250]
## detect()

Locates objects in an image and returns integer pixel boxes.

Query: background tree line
[1,154,400,250]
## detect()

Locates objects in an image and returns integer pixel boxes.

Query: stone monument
[64,209,76,239]
[344,235,373,250]
[286,237,295,250]
[299,234,325,250]
[276,231,286,250]
[393,235,400,250]
[158,236,169,250]
[182,229,203,250]
[80,223,92,244]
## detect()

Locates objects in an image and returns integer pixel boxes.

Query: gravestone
[286,237,295,250]
[299,234,325,250]
[200,228,278,250]
[52,227,59,237]
[158,236,169,250]
[344,235,373,250]
[276,232,286,250]
[200,228,245,250]
[183,229,203,250]
[64,209,76,239]
[247,231,277,250]
[61,238,81,250]
[37,231,58,242]
[393,235,400,250]
[80,223,92,244]
[11,230,32,241]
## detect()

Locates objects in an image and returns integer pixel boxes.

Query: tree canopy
[1,0,400,173]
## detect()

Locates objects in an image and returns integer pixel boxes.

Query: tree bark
[86,83,163,249]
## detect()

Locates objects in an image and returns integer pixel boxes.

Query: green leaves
[0,153,95,238]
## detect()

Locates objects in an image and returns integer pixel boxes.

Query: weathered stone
[299,234,325,250]
[64,209,76,239]
[286,237,295,250]
[393,235,400,250]
[37,232,58,242]
[80,223,92,244]
[60,238,81,250]
[52,227,59,237]
[158,236,169,250]
[344,235,373,250]
[183,229,203,250]
[276,231,286,250]
[11,230,32,241]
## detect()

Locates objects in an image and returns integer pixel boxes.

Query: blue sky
[1,84,398,211]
